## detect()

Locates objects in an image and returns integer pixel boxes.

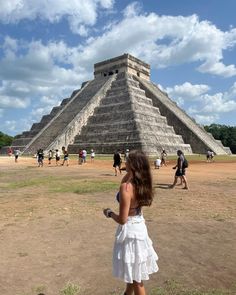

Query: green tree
[204,124,236,154]
[0,132,14,148]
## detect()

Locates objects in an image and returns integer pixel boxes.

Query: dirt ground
[0,156,235,295]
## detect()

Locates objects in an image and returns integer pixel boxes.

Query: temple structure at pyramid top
[11,53,231,155]
[94,53,150,80]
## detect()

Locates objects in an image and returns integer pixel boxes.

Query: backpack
[183,158,189,168]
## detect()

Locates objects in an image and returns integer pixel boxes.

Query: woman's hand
[103,208,113,218]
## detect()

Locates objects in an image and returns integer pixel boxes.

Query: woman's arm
[103,183,132,225]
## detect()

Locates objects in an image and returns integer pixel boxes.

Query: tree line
[204,124,236,154]
[0,131,13,148]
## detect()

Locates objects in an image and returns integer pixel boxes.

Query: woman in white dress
[103,150,158,295]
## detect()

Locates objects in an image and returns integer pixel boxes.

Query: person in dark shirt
[170,150,189,190]
[61,146,69,166]
[113,151,122,176]
[37,149,44,167]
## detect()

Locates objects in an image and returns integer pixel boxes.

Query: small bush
[60,282,80,295]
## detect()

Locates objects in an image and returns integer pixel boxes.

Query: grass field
[0,155,235,295]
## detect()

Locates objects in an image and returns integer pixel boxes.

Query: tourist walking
[61,146,69,166]
[78,149,83,165]
[170,150,189,189]
[55,149,60,165]
[14,149,20,163]
[37,149,44,167]
[154,157,161,169]
[124,148,129,162]
[113,151,122,176]
[210,151,215,162]
[48,149,53,165]
[82,149,87,164]
[90,149,95,162]
[161,149,167,166]
[103,150,159,295]
[7,147,13,157]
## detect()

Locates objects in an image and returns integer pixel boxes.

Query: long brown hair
[126,150,153,207]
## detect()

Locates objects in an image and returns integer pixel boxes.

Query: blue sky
[0,0,236,136]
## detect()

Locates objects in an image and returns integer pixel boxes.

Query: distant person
[103,150,159,295]
[14,149,20,163]
[161,149,167,166]
[124,148,129,162]
[55,149,60,165]
[154,157,161,169]
[78,149,83,165]
[48,149,53,165]
[113,151,122,176]
[90,149,95,162]
[206,150,211,162]
[61,146,69,166]
[37,149,44,167]
[82,149,87,164]
[210,151,215,162]
[7,147,13,157]
[170,150,189,190]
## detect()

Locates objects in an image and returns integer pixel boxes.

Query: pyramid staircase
[68,72,192,154]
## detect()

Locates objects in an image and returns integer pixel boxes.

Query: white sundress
[112,214,159,283]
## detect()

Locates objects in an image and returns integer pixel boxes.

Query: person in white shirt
[90,149,95,162]
[154,157,161,169]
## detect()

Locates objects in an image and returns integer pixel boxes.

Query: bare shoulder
[120,181,133,191]
[120,182,134,200]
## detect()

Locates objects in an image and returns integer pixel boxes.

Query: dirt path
[0,156,235,295]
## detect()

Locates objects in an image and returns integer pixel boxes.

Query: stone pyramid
[12,54,229,155]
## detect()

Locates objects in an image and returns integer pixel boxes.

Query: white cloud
[201,93,236,113]
[166,82,210,101]
[225,82,236,100]
[4,120,20,132]
[3,36,18,52]
[165,81,236,124]
[0,95,30,108]
[123,1,142,18]
[40,95,60,105]
[0,38,88,114]
[65,11,236,77]
[198,61,236,77]
[31,106,52,118]
[194,114,220,125]
[1,4,236,79]
[2,118,32,134]
[0,0,114,35]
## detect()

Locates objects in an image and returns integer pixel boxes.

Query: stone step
[106,85,146,97]
[75,131,184,145]
[80,120,175,134]
[101,92,153,106]
[94,101,160,115]
[88,109,167,125]
[111,79,140,89]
